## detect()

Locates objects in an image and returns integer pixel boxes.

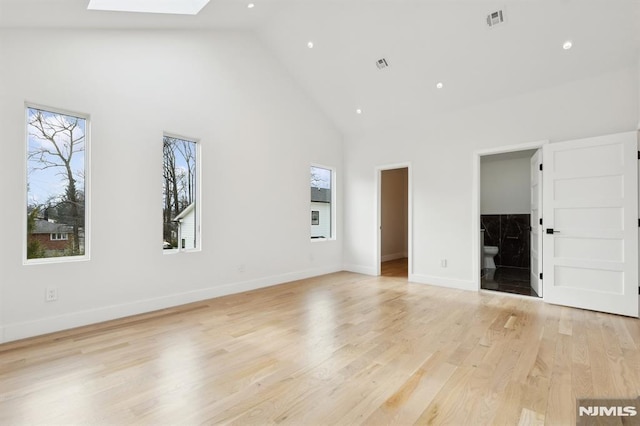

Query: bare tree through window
[26,106,87,260]
[163,136,198,250]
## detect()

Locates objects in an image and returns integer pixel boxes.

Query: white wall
[343,65,639,287]
[381,168,408,261]
[480,155,532,215]
[0,29,343,342]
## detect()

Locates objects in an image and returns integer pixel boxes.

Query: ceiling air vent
[375,58,389,70]
[486,9,505,28]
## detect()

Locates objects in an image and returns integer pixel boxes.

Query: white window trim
[163,132,202,255]
[310,163,337,242]
[23,102,91,266]
[50,233,69,241]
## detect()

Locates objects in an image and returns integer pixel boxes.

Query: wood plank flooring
[1,271,639,425]
[381,258,408,278]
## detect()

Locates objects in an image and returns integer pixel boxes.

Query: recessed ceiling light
[436,82,444,89]
[87,0,210,15]
[307,41,314,49]
[247,3,255,8]
[563,40,573,50]
[356,109,362,114]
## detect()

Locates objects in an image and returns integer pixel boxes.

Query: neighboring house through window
[310,165,334,239]
[25,105,89,263]
[163,134,200,252]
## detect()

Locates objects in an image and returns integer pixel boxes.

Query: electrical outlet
[440,259,447,268]
[45,287,58,302]
[238,264,245,273]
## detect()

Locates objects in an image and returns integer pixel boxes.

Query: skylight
[87,0,210,15]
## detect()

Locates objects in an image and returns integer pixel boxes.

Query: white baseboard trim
[343,263,377,276]
[409,273,477,291]
[380,253,407,262]
[1,264,342,344]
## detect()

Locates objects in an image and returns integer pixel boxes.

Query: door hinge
[539,273,543,280]
[637,151,639,160]
[539,218,543,225]
[539,163,543,171]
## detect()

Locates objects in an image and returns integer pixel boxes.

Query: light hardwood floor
[1,271,639,425]
[381,258,408,278]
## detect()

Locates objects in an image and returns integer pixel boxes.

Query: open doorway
[480,149,541,297]
[379,167,409,278]
[474,133,638,315]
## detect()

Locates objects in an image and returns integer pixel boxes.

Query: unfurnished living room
[1,0,640,424]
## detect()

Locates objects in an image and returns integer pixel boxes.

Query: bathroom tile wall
[481,214,530,268]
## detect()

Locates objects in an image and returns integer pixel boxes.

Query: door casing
[530,150,543,297]
[473,140,548,290]
[376,163,412,276]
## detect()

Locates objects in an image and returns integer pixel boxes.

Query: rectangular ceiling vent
[375,58,389,70]
[486,9,505,28]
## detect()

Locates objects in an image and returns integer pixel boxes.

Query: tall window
[163,135,199,252]
[26,105,89,262]
[310,165,333,239]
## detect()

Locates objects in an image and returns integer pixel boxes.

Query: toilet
[483,245,499,269]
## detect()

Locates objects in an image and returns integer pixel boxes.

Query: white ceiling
[1,0,639,136]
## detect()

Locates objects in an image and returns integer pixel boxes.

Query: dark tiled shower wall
[481,214,530,268]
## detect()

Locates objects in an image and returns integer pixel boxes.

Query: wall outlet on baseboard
[440,259,447,268]
[45,287,58,302]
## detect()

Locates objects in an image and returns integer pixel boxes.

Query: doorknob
[546,228,560,234]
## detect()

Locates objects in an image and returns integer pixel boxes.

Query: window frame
[23,102,91,265]
[162,132,202,255]
[310,163,336,241]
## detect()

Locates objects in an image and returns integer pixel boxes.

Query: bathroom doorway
[377,165,411,278]
[479,149,541,297]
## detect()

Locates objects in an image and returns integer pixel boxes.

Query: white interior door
[542,132,638,317]
[530,150,543,297]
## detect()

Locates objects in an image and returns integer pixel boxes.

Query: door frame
[376,163,412,276]
[530,150,543,297]
[472,140,548,290]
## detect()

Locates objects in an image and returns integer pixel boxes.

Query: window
[310,165,333,239]
[163,135,199,252]
[26,105,89,262]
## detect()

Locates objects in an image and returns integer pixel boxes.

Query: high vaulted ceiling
[2,0,639,136]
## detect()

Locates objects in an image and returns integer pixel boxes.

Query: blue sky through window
[311,166,331,189]
[27,107,86,208]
